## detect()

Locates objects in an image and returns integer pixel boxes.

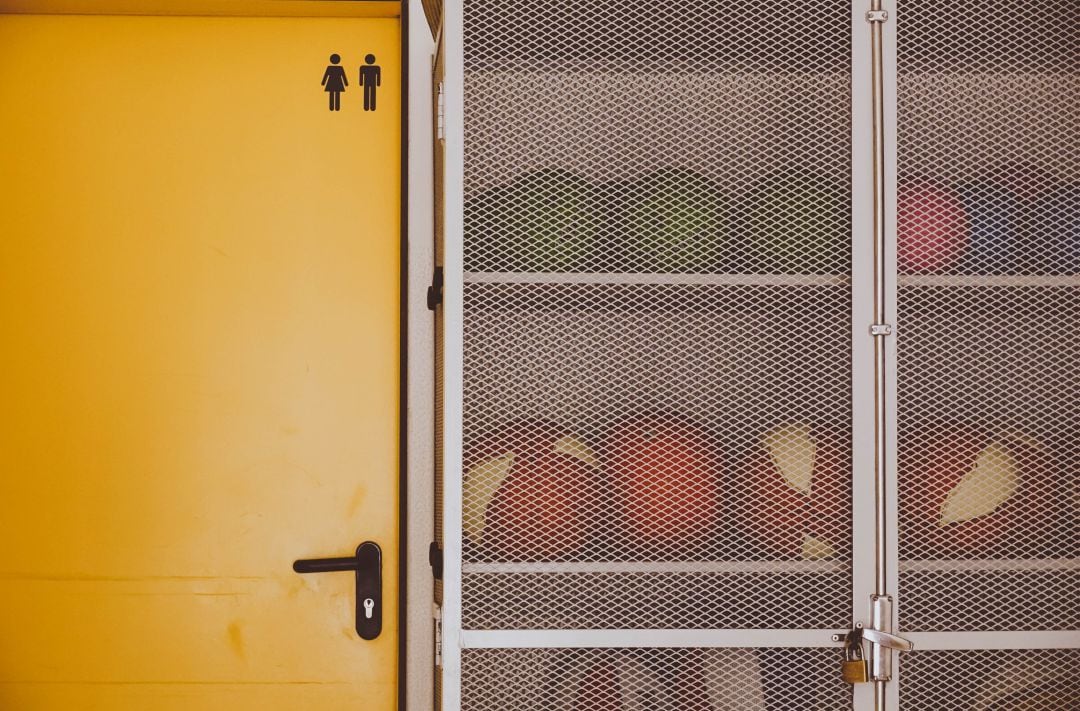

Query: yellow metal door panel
[0,10,401,710]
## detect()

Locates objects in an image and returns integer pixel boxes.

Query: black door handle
[293,541,382,640]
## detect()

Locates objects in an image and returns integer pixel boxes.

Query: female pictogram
[321,54,348,111]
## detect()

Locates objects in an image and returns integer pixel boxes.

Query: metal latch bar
[862,628,914,651]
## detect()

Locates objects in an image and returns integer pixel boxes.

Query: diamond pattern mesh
[459,0,853,634]
[899,649,1080,711]
[461,647,852,711]
[462,568,850,631]
[462,0,852,276]
[461,283,852,629]
[895,0,1080,631]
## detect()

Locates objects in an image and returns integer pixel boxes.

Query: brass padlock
[841,629,870,684]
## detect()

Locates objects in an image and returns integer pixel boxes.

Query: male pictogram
[359,54,381,112]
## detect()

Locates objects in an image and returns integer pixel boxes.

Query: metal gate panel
[441,0,1080,705]
[444,0,862,706]
[461,647,851,711]
[458,0,855,639]
[898,649,1080,711]
[461,282,853,630]
[893,0,1080,636]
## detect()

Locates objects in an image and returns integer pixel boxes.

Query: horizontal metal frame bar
[463,272,851,287]
[897,275,1080,288]
[463,561,847,575]
[464,273,1080,288]
[460,629,847,649]
[462,558,1080,575]
[900,559,1080,573]
[904,632,1080,650]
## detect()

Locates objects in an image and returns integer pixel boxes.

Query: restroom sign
[321,52,382,112]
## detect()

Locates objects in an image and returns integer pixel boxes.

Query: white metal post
[439,0,465,708]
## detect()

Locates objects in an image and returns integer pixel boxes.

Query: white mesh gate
[894,0,1080,630]
[891,0,1080,706]
[438,0,1080,707]
[445,0,859,707]
[461,648,850,710]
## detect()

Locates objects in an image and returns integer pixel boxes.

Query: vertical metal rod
[870,0,888,602]
[869,0,890,708]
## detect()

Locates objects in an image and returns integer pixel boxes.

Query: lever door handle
[293,541,382,640]
[861,628,914,652]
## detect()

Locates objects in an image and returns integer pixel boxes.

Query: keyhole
[363,598,375,619]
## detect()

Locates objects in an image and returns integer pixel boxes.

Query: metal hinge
[436,81,445,141]
[866,9,889,22]
[427,266,444,311]
[429,541,444,580]
[870,323,894,336]
[433,602,443,667]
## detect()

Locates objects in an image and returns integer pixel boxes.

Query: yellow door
[0,5,402,709]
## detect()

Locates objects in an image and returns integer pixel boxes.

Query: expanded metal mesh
[462,1,851,275]
[461,283,852,629]
[461,647,851,711]
[462,568,851,631]
[895,0,1080,631]
[899,649,1080,711]
[460,0,852,634]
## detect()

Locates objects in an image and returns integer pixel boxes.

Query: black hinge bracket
[429,541,444,580]
[427,266,444,311]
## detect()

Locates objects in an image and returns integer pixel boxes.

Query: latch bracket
[870,323,894,336]
[866,9,889,22]
[869,594,914,681]
[832,598,914,684]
